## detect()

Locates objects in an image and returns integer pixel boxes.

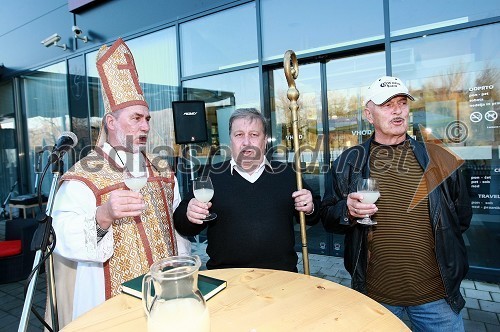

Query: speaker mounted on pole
[172,100,208,144]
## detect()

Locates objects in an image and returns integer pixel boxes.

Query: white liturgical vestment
[51,143,190,325]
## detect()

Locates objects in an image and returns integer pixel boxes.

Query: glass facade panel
[0,81,18,208]
[68,56,91,161]
[180,3,258,77]
[392,23,500,274]
[182,68,260,167]
[86,48,101,149]
[270,64,323,179]
[261,0,384,61]
[87,29,179,158]
[390,0,500,36]
[269,63,327,254]
[326,52,387,161]
[3,0,499,282]
[22,62,69,195]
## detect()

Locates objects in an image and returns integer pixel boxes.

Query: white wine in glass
[356,178,380,225]
[124,167,147,192]
[193,176,217,222]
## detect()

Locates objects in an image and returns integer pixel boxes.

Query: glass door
[326,52,387,158]
[269,62,329,254]
[0,81,19,216]
[324,52,386,256]
[268,52,387,256]
[21,63,70,196]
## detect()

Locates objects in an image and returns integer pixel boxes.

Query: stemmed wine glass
[356,178,380,225]
[123,165,148,192]
[193,176,217,222]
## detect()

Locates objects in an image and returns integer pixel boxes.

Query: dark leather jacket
[320,135,472,313]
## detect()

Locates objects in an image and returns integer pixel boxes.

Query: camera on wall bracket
[41,33,67,50]
[72,26,88,43]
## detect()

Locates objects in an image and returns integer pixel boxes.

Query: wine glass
[123,166,147,192]
[193,176,217,222]
[356,178,380,225]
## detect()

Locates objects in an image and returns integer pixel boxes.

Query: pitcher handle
[142,272,153,317]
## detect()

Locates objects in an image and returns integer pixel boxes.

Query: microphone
[50,131,78,163]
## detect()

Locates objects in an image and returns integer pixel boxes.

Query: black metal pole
[18,159,62,332]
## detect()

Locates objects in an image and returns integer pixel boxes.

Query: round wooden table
[62,268,409,331]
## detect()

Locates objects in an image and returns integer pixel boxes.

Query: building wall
[0,0,499,282]
[0,0,238,78]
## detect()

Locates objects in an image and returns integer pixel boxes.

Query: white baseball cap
[364,76,415,106]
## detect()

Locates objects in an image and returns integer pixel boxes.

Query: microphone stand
[34,150,43,192]
[18,158,62,332]
[188,143,196,181]
[0,181,17,219]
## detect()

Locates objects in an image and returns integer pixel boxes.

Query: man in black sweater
[174,108,320,272]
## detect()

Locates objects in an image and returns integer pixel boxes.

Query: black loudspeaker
[172,101,208,144]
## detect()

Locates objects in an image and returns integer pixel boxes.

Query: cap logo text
[380,82,401,88]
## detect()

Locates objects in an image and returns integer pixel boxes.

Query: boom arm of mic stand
[18,160,62,332]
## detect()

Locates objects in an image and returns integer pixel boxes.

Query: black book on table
[121,273,226,301]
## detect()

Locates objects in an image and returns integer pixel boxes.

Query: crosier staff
[284,50,310,275]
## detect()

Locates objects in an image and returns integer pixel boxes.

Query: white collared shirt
[230,157,272,183]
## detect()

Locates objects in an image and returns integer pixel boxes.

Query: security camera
[40,33,67,50]
[72,26,88,43]
[72,25,82,35]
[41,33,61,47]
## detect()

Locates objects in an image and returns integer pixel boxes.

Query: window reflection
[270,63,323,174]
[261,0,384,60]
[180,3,258,77]
[22,62,69,194]
[0,82,18,201]
[326,52,386,161]
[390,0,500,36]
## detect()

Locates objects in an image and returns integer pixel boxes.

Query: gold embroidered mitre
[95,38,149,146]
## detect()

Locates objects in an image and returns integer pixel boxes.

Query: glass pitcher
[142,255,210,332]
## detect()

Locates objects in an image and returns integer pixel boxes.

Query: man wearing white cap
[320,76,471,331]
[48,38,190,328]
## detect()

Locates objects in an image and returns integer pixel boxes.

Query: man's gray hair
[102,109,123,136]
[229,108,268,136]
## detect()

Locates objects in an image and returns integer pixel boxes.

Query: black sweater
[174,161,320,272]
